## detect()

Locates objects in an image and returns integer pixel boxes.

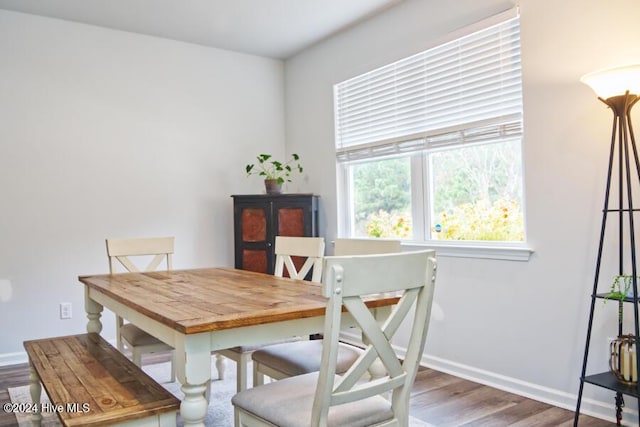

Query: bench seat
[23,333,180,427]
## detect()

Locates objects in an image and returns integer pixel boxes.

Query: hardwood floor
[0,363,29,427]
[0,360,615,426]
[409,368,613,426]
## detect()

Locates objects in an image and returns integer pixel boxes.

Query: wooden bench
[23,333,180,427]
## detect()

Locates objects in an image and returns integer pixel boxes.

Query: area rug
[9,358,435,426]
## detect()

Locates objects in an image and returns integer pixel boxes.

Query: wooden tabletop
[79,267,399,335]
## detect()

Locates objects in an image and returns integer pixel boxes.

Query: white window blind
[334,9,522,161]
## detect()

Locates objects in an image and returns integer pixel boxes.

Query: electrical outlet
[60,302,72,319]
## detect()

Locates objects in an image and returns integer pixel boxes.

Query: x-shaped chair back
[334,238,401,256]
[105,236,176,371]
[106,237,174,274]
[274,236,325,282]
[312,250,437,426]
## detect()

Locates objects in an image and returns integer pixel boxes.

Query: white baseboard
[0,351,27,367]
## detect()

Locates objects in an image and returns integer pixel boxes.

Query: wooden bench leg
[28,362,42,427]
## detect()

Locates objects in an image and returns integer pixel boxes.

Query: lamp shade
[581,64,640,99]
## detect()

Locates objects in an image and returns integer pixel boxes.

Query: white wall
[284,0,640,422]
[4,1,640,421]
[0,10,286,361]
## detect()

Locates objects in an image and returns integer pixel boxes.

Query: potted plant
[605,274,640,325]
[606,275,638,300]
[245,153,303,194]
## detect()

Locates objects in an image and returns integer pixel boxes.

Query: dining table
[79,267,400,427]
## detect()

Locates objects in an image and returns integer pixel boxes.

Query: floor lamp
[575,65,640,425]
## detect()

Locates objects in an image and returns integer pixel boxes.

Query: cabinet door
[233,194,319,275]
[234,200,274,274]
[272,197,318,276]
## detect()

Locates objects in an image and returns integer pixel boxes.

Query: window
[335,9,524,246]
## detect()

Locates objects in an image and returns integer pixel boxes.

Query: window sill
[402,241,533,261]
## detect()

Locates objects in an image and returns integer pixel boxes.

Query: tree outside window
[347,139,524,242]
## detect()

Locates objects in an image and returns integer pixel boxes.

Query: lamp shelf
[583,372,640,398]
[604,208,640,213]
[594,293,640,303]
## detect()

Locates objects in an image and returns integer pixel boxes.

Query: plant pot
[264,179,282,194]
[610,334,638,384]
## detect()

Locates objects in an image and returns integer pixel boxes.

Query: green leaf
[607,291,625,299]
[245,153,303,182]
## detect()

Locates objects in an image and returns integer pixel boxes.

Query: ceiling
[0,0,401,59]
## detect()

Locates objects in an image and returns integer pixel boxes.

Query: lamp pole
[575,65,640,426]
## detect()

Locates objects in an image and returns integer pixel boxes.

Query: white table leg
[84,287,103,334]
[180,382,208,427]
[177,334,211,427]
[29,363,42,426]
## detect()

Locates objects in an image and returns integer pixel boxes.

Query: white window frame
[334,8,533,261]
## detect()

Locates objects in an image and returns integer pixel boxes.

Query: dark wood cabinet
[232,194,319,274]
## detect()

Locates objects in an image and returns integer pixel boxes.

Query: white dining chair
[217,235,326,394]
[232,250,437,427]
[106,236,177,382]
[333,238,401,255]
[251,238,402,385]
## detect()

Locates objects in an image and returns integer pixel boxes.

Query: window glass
[350,157,413,238]
[429,140,524,241]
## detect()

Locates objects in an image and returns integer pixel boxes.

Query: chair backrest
[334,238,401,256]
[274,236,325,283]
[106,237,175,273]
[312,250,437,426]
